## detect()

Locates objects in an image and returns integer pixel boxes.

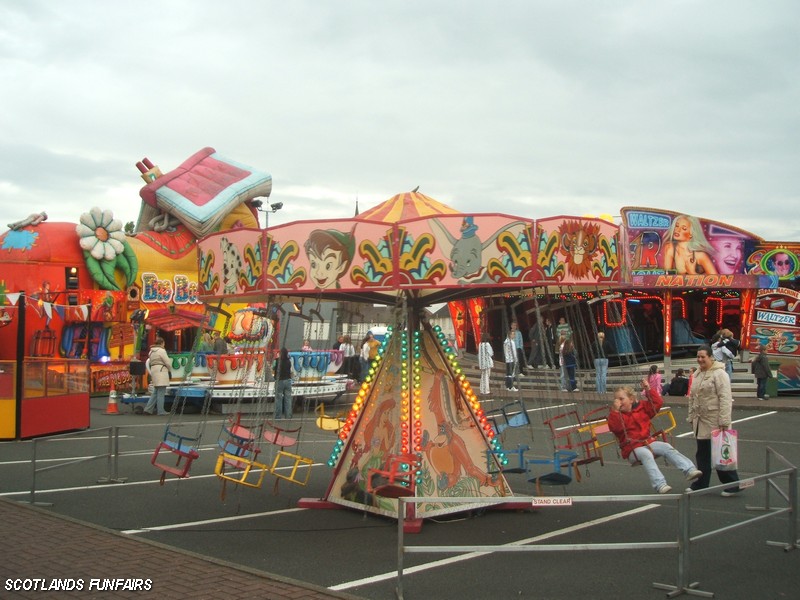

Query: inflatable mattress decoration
[139,147,272,239]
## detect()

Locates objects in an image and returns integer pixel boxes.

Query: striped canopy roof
[357,191,460,222]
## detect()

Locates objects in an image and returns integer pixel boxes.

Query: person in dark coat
[750,345,773,401]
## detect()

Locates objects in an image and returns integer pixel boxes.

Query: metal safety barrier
[24,426,127,506]
[396,446,796,599]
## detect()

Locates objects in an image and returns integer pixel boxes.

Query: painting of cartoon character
[430,216,525,283]
[220,236,243,294]
[304,228,356,290]
[558,220,599,279]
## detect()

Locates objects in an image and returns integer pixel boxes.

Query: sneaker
[571,388,579,392]
[510,387,519,392]
[684,487,693,493]
[685,469,702,482]
[764,394,770,399]
[721,489,741,497]
[561,388,569,392]
[757,397,764,401]
[657,484,672,494]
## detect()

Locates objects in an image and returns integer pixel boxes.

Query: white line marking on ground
[121,507,306,534]
[0,463,325,497]
[676,411,777,438]
[330,503,659,591]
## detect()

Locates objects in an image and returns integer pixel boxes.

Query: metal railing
[396,447,796,599]
[25,426,127,506]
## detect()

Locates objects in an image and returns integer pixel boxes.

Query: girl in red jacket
[607,379,702,494]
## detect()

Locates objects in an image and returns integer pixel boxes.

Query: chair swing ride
[192,188,638,530]
[156,184,683,529]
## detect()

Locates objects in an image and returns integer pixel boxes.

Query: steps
[460,354,758,399]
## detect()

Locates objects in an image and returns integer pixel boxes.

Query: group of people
[333,332,380,382]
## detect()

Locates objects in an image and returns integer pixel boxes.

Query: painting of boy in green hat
[304,228,356,289]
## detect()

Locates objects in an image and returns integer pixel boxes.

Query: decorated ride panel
[325,324,511,519]
[749,287,800,393]
[534,216,621,285]
[201,213,635,299]
[620,206,793,289]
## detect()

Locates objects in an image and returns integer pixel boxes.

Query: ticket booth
[0,295,90,440]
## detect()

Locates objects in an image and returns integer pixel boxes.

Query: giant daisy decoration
[76,207,138,290]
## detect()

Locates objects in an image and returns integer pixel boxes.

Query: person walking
[359,332,379,382]
[144,336,170,416]
[562,337,578,392]
[340,335,357,380]
[528,320,542,368]
[273,347,295,419]
[477,334,494,395]
[503,331,518,392]
[510,321,527,375]
[711,329,737,381]
[608,380,702,494]
[687,345,741,496]
[593,331,610,393]
[543,317,557,369]
[750,345,773,401]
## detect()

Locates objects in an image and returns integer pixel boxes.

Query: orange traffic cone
[104,382,120,415]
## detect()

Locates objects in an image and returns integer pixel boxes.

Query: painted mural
[199,207,630,301]
[325,323,512,519]
[620,206,800,289]
[749,287,800,392]
[534,216,621,284]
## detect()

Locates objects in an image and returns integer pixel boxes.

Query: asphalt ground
[1,390,799,600]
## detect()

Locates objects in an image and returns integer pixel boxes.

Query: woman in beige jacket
[687,345,741,496]
[144,337,171,416]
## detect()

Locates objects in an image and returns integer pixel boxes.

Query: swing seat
[215,451,270,488]
[218,415,262,458]
[270,450,314,486]
[527,450,579,494]
[263,420,300,449]
[486,399,532,438]
[151,427,201,479]
[367,453,418,498]
[486,444,529,474]
[544,410,602,469]
[315,403,346,432]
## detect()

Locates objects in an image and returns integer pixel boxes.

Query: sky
[1,1,798,241]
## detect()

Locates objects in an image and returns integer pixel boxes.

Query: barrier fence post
[97,426,127,484]
[790,466,798,546]
[397,498,405,600]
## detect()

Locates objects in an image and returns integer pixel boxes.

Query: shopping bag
[711,428,738,471]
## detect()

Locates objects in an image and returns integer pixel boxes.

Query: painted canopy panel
[534,216,621,285]
[198,213,551,301]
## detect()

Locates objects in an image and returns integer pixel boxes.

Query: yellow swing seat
[270,450,313,486]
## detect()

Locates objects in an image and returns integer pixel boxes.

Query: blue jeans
[566,365,577,391]
[725,360,733,381]
[144,386,166,415]
[359,357,370,382]
[594,358,609,393]
[629,442,696,491]
[274,379,293,419]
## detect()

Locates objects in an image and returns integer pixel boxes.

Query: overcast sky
[1,1,798,241]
